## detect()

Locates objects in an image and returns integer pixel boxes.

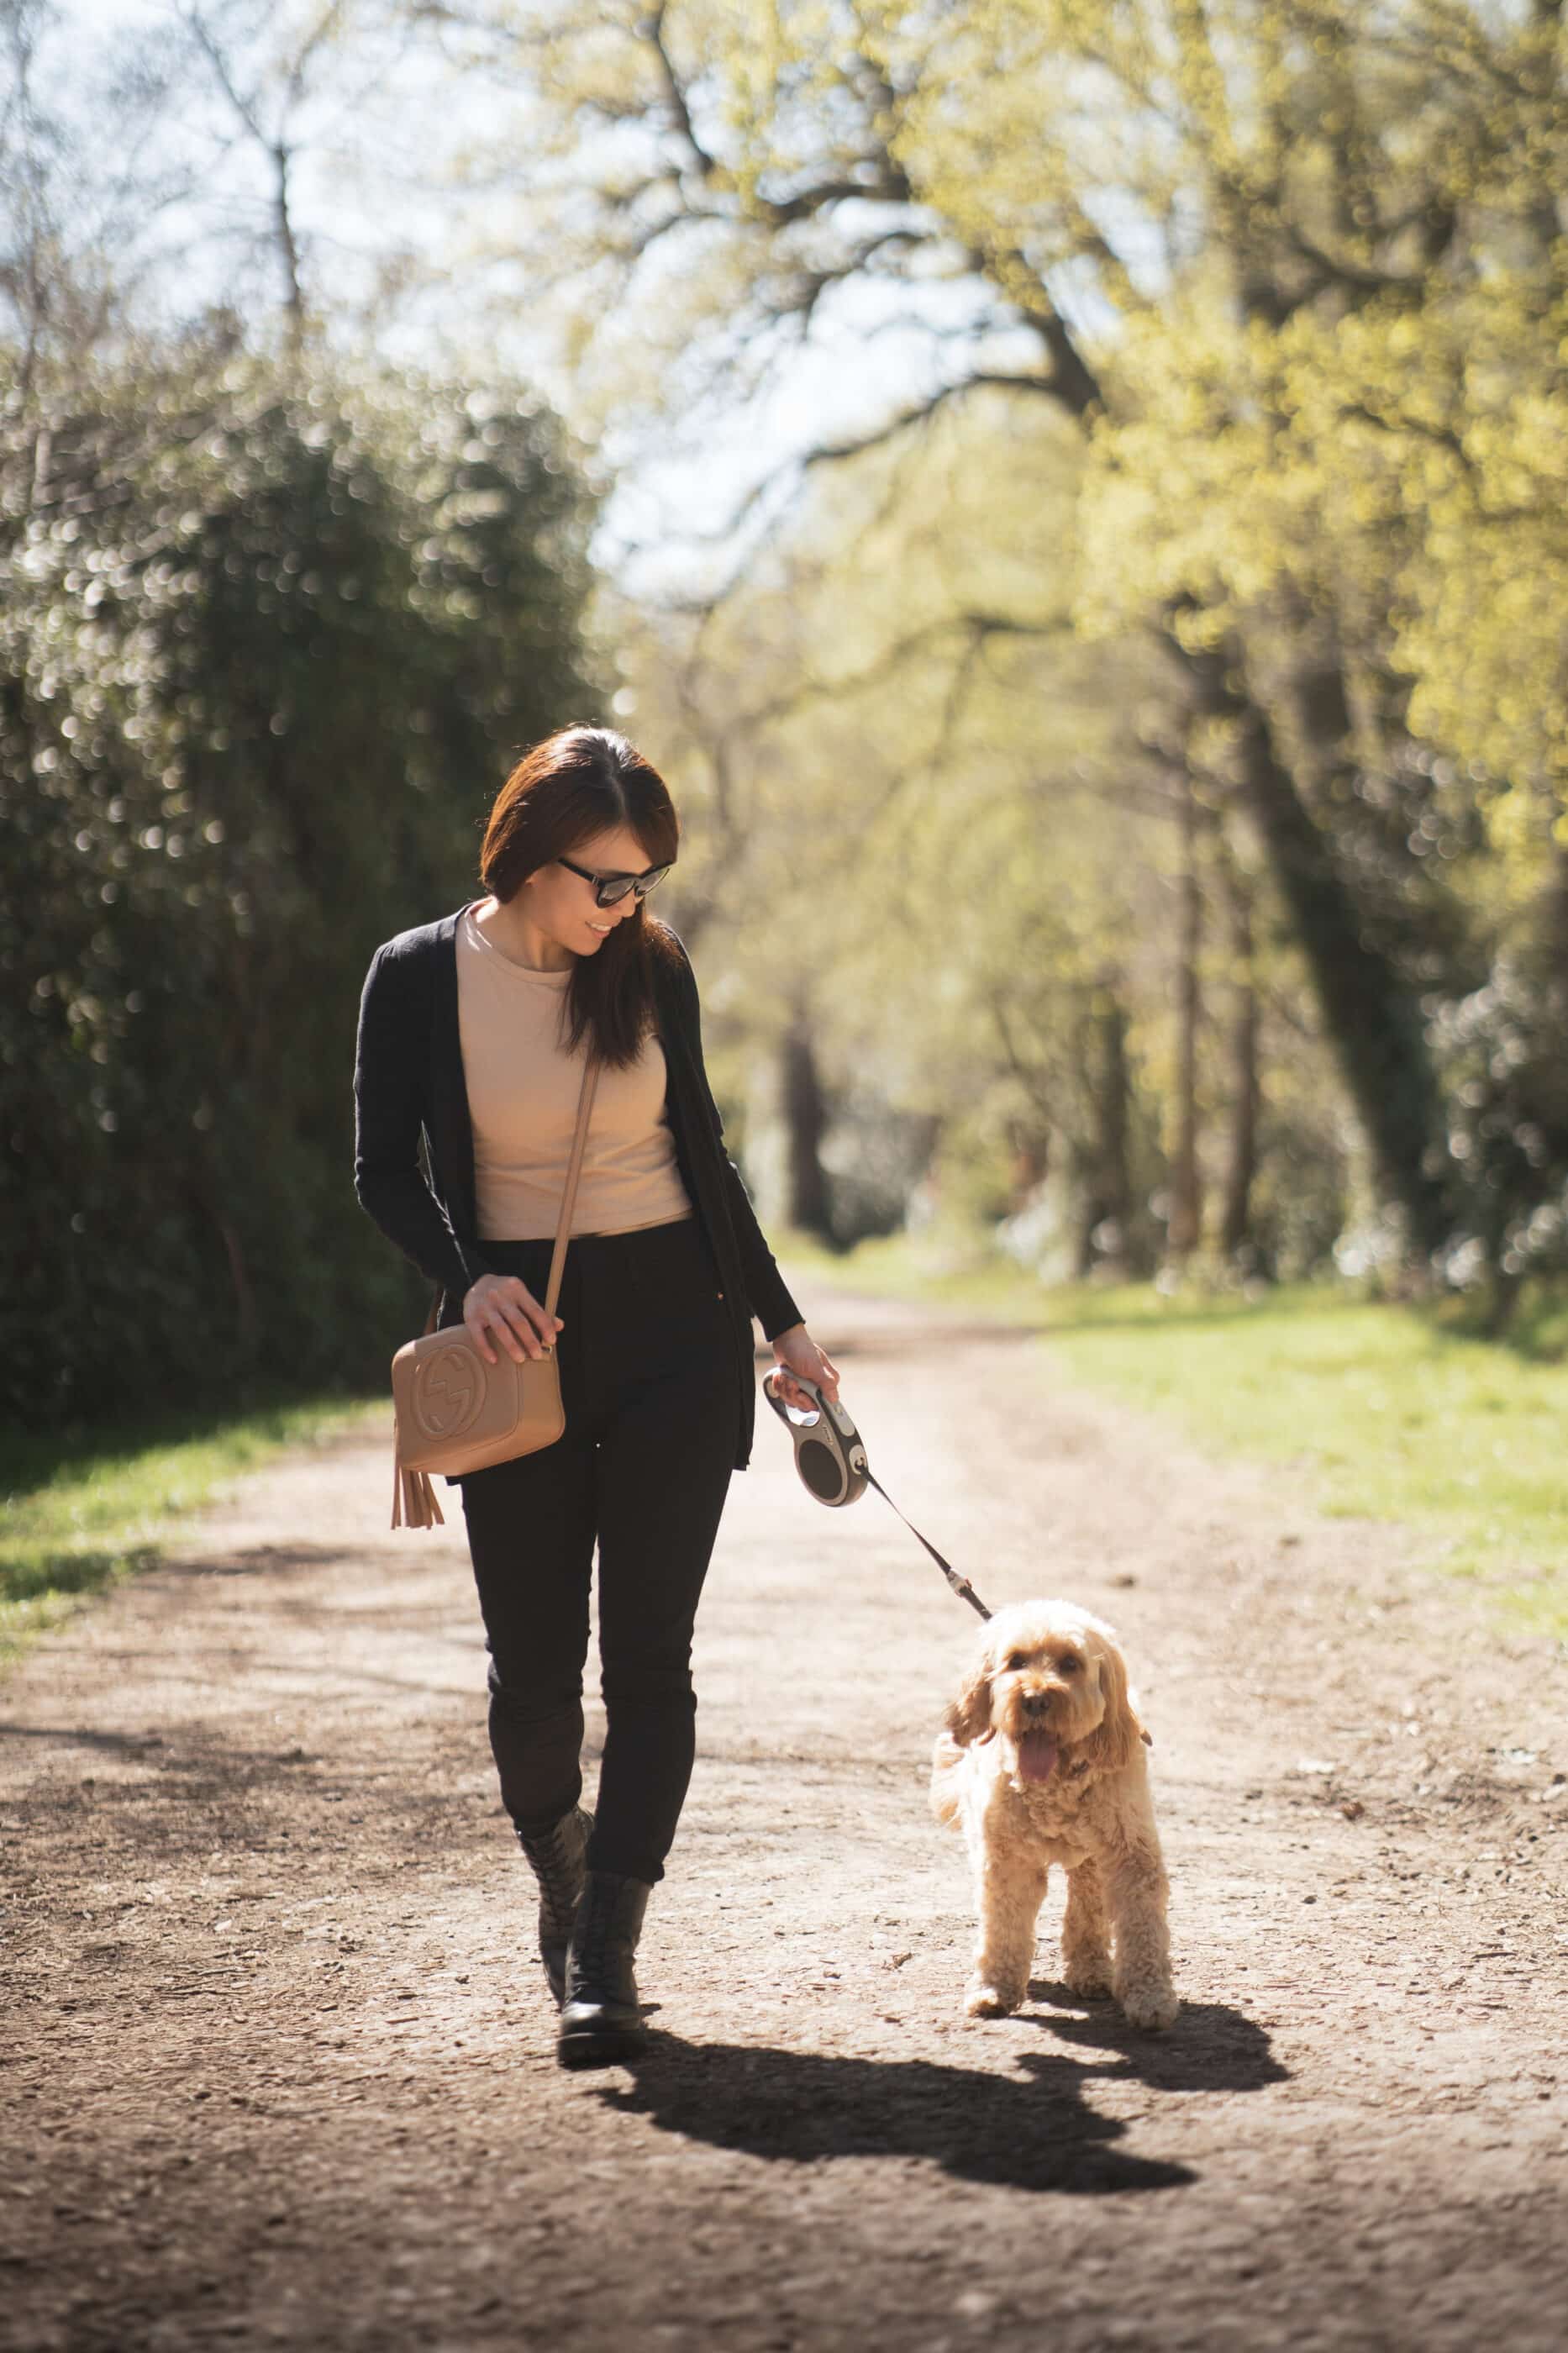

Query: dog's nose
[1021,1687,1054,1719]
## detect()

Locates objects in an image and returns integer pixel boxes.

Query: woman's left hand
[770,1324,841,1412]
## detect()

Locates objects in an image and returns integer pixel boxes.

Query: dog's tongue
[1018,1731,1060,1783]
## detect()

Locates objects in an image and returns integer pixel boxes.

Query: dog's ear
[1079,1637,1143,1777]
[944,1638,997,1749]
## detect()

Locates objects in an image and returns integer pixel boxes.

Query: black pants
[457,1213,739,1885]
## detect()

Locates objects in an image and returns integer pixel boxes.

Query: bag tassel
[390,1410,445,1531]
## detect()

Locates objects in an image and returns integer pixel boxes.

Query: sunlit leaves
[1,350,598,1424]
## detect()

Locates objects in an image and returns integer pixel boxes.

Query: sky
[55,0,1050,603]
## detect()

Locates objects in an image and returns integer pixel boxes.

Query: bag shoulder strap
[544,1052,601,1320]
[418,1048,600,1336]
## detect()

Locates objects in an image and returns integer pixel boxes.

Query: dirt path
[4,1282,1567,2353]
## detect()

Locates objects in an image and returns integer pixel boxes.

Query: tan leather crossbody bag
[388,1054,601,1529]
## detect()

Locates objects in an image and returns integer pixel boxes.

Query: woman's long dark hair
[479,724,684,1068]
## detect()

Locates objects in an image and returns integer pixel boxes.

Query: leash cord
[765,1369,992,1622]
[865,1471,992,1622]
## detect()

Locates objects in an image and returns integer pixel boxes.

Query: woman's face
[517,824,665,959]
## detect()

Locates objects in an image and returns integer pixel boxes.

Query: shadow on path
[1022,1986,1290,2097]
[0,1724,174,1755]
[599,2001,1285,2195]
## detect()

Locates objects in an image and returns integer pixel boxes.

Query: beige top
[455,904,694,1241]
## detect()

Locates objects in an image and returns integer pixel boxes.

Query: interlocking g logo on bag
[411,1345,486,1442]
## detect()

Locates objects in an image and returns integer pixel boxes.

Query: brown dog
[931,1599,1178,2030]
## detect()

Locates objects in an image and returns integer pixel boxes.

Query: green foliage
[1059,3,1568,1287]
[605,385,1355,1276]
[1,351,601,1426]
[1044,1282,1568,1640]
[476,0,1568,1291]
[15,0,1568,1345]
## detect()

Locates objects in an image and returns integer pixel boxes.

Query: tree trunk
[1076,988,1133,1275]
[274,145,307,355]
[1218,870,1260,1261]
[781,1006,832,1239]
[1179,625,1453,1259]
[1166,773,1204,1259]
[1007,1123,1049,1213]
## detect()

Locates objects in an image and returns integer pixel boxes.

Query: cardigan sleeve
[353,942,492,1296]
[676,949,805,1345]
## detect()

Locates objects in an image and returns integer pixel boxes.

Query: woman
[353,724,839,2069]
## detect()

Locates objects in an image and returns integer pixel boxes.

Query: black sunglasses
[557,853,672,908]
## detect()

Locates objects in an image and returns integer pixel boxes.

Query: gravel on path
[3,1279,1566,2353]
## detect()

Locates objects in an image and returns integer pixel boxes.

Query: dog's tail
[929,1729,964,1829]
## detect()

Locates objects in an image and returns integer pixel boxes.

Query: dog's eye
[1059,1656,1082,1674]
[1004,1651,1027,1671]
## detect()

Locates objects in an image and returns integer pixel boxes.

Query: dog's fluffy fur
[930,1599,1178,2031]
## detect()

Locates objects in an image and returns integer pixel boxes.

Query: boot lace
[574,1881,617,1977]
[520,1811,585,1922]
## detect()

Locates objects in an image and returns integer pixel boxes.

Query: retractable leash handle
[761,1370,992,1622]
[761,1367,868,1505]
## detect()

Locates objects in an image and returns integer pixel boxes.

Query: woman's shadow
[600,1987,1286,2197]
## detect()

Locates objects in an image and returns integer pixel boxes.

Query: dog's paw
[966,1976,1023,2019]
[1118,1981,1180,2033]
[1061,1958,1114,2000]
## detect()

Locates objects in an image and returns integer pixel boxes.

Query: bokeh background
[8,0,1568,1435]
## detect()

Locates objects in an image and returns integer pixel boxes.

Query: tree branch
[639,2,718,181]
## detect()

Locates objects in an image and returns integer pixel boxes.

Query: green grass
[0,1392,385,1666]
[776,1228,1568,1639]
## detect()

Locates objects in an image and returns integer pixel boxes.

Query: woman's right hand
[463,1273,563,1366]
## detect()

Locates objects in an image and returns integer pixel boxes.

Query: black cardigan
[352,904,804,1471]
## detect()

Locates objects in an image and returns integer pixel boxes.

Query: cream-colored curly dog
[931,1599,1179,2032]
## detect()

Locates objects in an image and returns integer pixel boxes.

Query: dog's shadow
[1022,1982,1288,2098]
[600,1996,1283,2197]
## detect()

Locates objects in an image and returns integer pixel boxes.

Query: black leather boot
[516,1804,593,2008]
[557,1869,651,2068]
